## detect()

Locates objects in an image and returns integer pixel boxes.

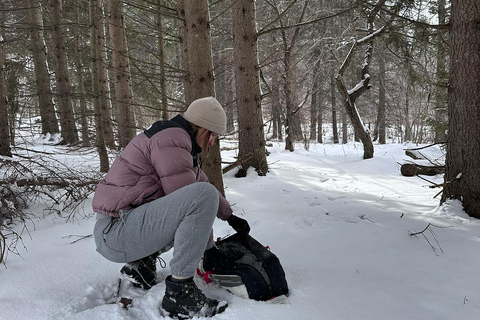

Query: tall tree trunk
[211,0,235,135]
[277,0,308,152]
[283,51,300,150]
[434,0,447,143]
[283,47,304,151]
[335,0,387,159]
[0,21,11,157]
[404,80,411,142]
[73,0,89,146]
[377,51,386,144]
[49,0,79,145]
[341,107,348,144]
[28,1,59,136]
[176,0,192,105]
[215,52,235,134]
[288,66,304,141]
[232,0,268,176]
[442,0,480,219]
[182,0,225,195]
[90,0,109,172]
[317,91,323,144]
[94,0,115,149]
[331,72,339,144]
[156,0,168,120]
[109,0,136,148]
[271,75,281,140]
[310,49,320,141]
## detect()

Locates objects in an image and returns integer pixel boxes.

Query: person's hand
[227,214,250,234]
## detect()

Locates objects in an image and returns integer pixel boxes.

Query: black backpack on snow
[197,233,289,302]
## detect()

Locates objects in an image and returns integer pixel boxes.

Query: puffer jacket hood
[92,115,232,220]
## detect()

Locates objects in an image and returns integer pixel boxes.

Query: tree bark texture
[336,72,373,159]
[183,0,224,195]
[331,73,338,144]
[341,108,347,144]
[49,0,79,145]
[109,0,136,148]
[0,26,11,157]
[309,49,320,142]
[176,0,192,105]
[73,0,89,146]
[94,0,115,149]
[156,0,168,121]
[434,0,448,143]
[233,0,268,176]
[404,80,411,142]
[271,74,281,140]
[90,0,109,172]
[28,1,59,136]
[377,51,386,144]
[442,0,480,219]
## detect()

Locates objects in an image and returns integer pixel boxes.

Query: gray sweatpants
[94,182,219,278]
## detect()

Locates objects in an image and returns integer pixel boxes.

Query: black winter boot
[120,252,158,290]
[161,275,228,318]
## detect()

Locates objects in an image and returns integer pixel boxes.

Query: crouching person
[92,97,250,318]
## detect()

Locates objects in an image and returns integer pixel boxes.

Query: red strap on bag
[196,268,212,284]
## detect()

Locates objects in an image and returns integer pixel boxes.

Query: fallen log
[222,154,252,174]
[400,163,445,177]
[405,149,426,160]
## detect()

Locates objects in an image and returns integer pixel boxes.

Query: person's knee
[190,182,219,215]
[191,182,217,199]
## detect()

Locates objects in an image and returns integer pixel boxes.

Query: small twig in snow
[409,223,452,253]
[359,214,375,223]
[62,234,93,244]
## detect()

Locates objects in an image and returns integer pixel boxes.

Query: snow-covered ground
[1,137,479,320]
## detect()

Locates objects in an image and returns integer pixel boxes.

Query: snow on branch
[357,25,385,44]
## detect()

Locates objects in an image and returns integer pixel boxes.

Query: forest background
[0,0,479,263]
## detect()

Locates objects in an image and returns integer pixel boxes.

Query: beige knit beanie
[183,97,227,134]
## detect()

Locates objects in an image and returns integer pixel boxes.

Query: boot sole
[162,298,228,318]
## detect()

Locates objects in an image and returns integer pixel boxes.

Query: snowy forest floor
[1,136,479,320]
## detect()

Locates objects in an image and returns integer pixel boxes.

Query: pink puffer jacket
[92,115,232,220]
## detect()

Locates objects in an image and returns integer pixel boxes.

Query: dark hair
[189,123,212,156]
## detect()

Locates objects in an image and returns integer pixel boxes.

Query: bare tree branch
[257,2,362,37]
[409,223,452,253]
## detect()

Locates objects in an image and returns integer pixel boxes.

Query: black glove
[227,214,250,234]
